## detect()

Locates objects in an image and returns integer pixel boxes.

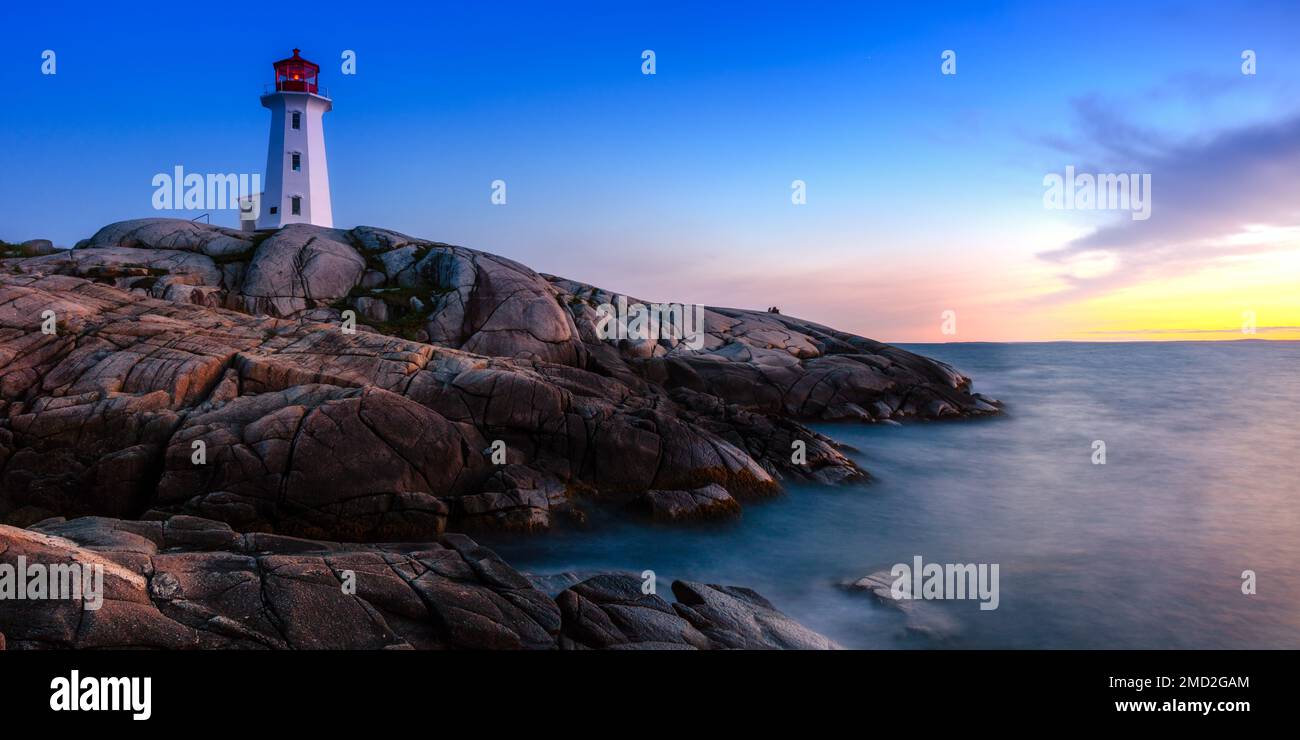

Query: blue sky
[3,1,1298,340]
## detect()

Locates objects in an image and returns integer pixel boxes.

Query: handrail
[262,83,329,97]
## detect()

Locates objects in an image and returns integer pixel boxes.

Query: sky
[2,0,1298,342]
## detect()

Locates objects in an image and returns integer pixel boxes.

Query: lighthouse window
[291,197,301,215]
[291,111,301,129]
[292,153,301,171]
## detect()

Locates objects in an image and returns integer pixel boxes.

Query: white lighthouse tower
[256,49,333,229]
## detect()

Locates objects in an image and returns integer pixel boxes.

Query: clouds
[1036,99,1300,300]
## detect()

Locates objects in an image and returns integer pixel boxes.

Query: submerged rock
[556,573,840,649]
[671,581,842,649]
[843,570,962,639]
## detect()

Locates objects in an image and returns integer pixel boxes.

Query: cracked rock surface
[2,219,998,538]
[0,219,999,649]
[0,514,837,650]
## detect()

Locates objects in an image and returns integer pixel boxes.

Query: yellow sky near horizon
[1061,265,1300,341]
[548,216,1299,343]
[869,223,1300,343]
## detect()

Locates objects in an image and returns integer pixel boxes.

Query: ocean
[481,341,1300,648]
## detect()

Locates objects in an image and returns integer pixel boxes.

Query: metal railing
[262,83,329,97]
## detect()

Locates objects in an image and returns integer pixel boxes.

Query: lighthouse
[256,49,333,229]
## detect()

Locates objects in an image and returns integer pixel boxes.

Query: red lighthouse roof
[272,48,320,93]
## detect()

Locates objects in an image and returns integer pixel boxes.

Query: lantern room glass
[273,49,319,94]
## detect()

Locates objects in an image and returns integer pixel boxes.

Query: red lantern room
[272,48,319,93]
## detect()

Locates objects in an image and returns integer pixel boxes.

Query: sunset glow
[3,1,1298,342]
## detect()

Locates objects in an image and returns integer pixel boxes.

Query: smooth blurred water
[480,342,1300,648]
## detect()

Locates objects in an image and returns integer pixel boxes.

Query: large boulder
[156,385,488,541]
[0,273,781,538]
[557,574,713,649]
[77,218,255,259]
[9,246,223,291]
[549,278,999,422]
[11,219,1000,428]
[640,484,741,522]
[670,580,841,649]
[345,226,589,365]
[556,574,840,649]
[238,224,365,316]
[0,515,837,650]
[0,515,561,649]
[1,219,999,538]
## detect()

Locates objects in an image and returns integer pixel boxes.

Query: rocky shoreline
[0,219,999,649]
[0,514,838,649]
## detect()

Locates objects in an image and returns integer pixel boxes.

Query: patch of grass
[367,311,430,341]
[331,247,466,341]
[334,284,454,342]
[346,281,456,306]
[361,285,430,306]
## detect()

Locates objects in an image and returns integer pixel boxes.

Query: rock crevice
[2,218,999,538]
